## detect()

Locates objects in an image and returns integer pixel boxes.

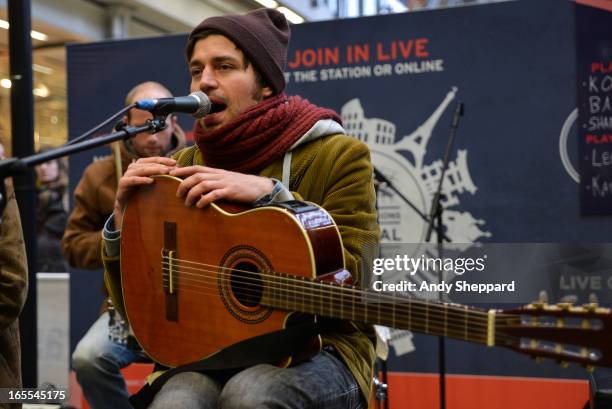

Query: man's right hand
[113,157,176,230]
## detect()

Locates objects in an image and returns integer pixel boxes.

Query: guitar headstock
[497,302,612,370]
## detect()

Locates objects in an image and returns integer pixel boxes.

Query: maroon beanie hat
[187,8,290,94]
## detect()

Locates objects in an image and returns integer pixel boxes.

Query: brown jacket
[62,142,137,270]
[0,180,28,409]
[62,130,186,270]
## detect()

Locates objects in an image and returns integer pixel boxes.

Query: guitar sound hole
[231,262,263,308]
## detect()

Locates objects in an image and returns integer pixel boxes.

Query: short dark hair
[186,29,266,89]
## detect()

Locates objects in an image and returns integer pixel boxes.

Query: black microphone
[134,91,211,118]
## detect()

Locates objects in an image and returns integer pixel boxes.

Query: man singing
[104,8,379,408]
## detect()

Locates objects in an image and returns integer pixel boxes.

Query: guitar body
[120,176,346,368]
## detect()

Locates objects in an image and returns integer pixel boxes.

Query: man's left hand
[170,166,274,207]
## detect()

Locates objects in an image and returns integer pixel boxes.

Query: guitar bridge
[163,221,178,322]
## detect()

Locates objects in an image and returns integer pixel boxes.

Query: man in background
[62,81,185,409]
[104,9,379,409]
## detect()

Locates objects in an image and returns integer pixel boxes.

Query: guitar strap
[129,322,320,409]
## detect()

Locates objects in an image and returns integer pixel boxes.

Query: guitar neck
[260,273,511,347]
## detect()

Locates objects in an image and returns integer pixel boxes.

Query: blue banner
[66,0,611,386]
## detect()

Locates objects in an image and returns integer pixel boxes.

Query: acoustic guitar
[120,176,612,370]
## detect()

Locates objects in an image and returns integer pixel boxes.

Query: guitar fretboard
[259,272,516,346]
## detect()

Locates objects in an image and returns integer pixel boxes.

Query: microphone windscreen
[190,91,211,118]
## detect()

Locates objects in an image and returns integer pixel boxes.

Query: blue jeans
[149,348,366,409]
[72,312,144,409]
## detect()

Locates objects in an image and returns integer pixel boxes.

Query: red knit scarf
[194,93,342,174]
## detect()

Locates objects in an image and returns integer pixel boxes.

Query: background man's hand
[169,166,274,208]
[113,157,176,229]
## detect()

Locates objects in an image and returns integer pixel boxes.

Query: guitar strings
[160,261,490,322]
[161,255,510,321]
[161,255,492,318]
[160,258,490,322]
[149,257,519,344]
[159,273,504,337]
[159,256,516,328]
[158,275,518,346]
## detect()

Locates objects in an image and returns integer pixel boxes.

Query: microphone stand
[0,118,166,221]
[372,179,389,409]
[424,101,464,409]
[373,167,451,243]
[372,165,452,409]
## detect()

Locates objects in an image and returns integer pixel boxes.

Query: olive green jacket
[104,130,380,401]
[0,180,28,409]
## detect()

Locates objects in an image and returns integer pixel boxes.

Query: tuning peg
[559,361,569,368]
[560,295,578,304]
[527,291,550,309]
[582,303,611,314]
[528,301,546,310]
[583,294,603,312]
[556,302,573,310]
